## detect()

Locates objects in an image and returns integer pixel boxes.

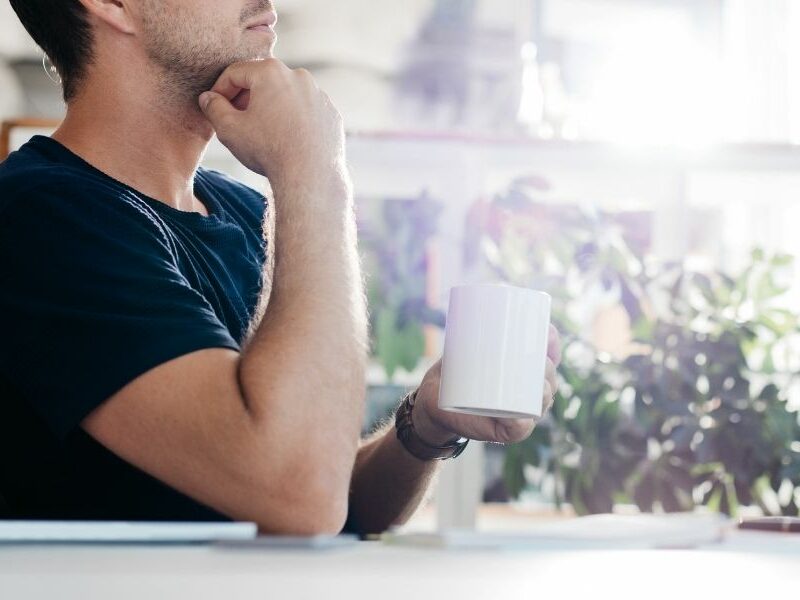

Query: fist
[199,59,346,189]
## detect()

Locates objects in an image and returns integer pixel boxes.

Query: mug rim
[449,283,551,300]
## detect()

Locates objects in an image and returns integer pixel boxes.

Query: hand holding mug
[412,285,561,446]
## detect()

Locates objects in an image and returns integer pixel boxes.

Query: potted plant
[474,178,800,516]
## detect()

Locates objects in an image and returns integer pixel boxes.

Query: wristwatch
[395,389,469,461]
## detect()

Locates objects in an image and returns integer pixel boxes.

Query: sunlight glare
[582,26,726,148]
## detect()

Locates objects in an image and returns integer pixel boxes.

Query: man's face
[137,0,277,98]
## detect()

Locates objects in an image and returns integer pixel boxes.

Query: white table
[2,531,799,600]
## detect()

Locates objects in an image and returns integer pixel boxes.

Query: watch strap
[395,389,469,461]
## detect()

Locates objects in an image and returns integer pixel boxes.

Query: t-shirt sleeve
[0,182,241,439]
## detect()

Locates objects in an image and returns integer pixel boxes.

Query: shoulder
[0,136,95,200]
[0,142,77,199]
[0,163,174,259]
[197,167,264,202]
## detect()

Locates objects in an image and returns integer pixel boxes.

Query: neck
[52,68,214,212]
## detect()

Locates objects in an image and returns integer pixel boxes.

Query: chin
[242,39,276,61]
[252,48,275,61]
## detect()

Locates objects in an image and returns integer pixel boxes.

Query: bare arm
[347,329,562,535]
[84,60,367,535]
[347,422,441,534]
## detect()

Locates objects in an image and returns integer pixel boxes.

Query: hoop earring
[42,54,61,86]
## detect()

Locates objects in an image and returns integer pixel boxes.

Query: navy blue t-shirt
[0,136,267,521]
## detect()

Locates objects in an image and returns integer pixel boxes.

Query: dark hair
[9,0,94,101]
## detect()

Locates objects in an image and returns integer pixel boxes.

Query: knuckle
[219,62,237,77]
[261,57,284,70]
[294,68,316,87]
[242,59,275,84]
[226,60,250,76]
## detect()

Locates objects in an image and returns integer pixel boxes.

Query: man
[0,0,560,534]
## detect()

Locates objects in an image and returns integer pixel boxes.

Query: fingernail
[199,92,211,109]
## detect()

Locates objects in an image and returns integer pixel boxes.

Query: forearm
[239,172,368,514]
[347,422,442,535]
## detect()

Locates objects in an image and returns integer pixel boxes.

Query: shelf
[346,129,800,172]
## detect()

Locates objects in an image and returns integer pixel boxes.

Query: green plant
[620,252,800,516]
[477,179,800,516]
[360,193,445,381]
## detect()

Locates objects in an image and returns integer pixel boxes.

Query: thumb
[198,91,235,125]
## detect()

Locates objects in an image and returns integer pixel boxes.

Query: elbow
[297,470,351,534]
[252,467,351,536]
[257,502,348,537]
[280,496,349,536]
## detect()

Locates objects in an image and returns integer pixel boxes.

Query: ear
[76,0,136,35]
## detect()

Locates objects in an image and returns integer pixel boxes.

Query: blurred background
[2,0,800,526]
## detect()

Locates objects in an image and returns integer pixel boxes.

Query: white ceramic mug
[438,284,552,418]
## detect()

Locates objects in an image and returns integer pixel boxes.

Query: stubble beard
[140,3,272,109]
